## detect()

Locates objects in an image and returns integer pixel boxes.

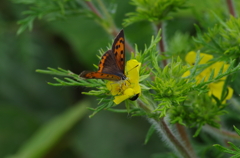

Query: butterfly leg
[108,81,123,95]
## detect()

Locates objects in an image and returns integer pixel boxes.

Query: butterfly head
[121,75,127,80]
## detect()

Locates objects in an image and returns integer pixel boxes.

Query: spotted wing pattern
[112,30,125,73]
[80,71,121,80]
[80,30,126,81]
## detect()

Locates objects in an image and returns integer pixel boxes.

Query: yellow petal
[208,81,233,103]
[208,81,224,100]
[224,86,233,103]
[185,51,197,65]
[126,59,141,83]
[182,70,190,77]
[113,88,135,104]
[209,62,230,78]
[185,51,213,65]
[199,53,213,64]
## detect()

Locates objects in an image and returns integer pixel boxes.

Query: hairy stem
[138,100,193,158]
[84,1,135,53]
[152,118,193,158]
[226,0,236,17]
[203,125,240,140]
[176,123,197,157]
[156,23,167,67]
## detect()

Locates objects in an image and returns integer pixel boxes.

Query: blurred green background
[1,0,239,158]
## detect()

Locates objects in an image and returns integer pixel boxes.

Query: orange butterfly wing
[80,71,121,80]
[80,30,126,80]
[112,30,125,73]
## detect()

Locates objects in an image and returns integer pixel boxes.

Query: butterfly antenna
[126,64,139,74]
[125,64,139,84]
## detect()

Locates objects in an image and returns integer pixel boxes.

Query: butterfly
[80,30,139,101]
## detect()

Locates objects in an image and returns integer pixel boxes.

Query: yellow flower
[106,59,141,104]
[184,51,233,103]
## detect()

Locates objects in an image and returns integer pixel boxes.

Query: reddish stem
[157,23,167,67]
[176,123,197,157]
[205,125,240,140]
[85,1,102,18]
[226,0,236,17]
[158,118,193,158]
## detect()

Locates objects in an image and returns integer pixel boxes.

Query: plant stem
[156,23,167,67]
[138,100,193,158]
[152,118,193,158]
[84,1,135,53]
[85,1,102,18]
[176,123,197,157]
[226,0,236,17]
[203,125,240,140]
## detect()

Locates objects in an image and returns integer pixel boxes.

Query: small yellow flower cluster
[107,59,141,104]
[183,51,233,103]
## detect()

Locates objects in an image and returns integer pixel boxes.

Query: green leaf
[231,153,240,158]
[8,100,89,158]
[213,144,236,154]
[228,142,240,152]
[123,0,187,26]
[139,74,150,82]
[144,124,155,144]
[214,126,240,157]
[234,126,240,136]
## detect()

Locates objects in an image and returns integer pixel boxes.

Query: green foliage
[36,67,115,117]
[214,126,240,158]
[170,93,226,137]
[36,67,105,88]
[194,16,240,60]
[194,61,240,90]
[14,0,118,35]
[134,29,161,76]
[37,27,240,132]
[167,31,192,59]
[10,0,240,157]
[167,55,240,136]
[149,58,192,117]
[123,0,188,26]
[144,124,155,144]
[13,0,86,34]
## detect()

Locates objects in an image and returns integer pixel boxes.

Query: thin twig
[226,0,236,17]
[204,125,240,140]
[85,1,102,18]
[156,23,167,67]
[84,1,135,54]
